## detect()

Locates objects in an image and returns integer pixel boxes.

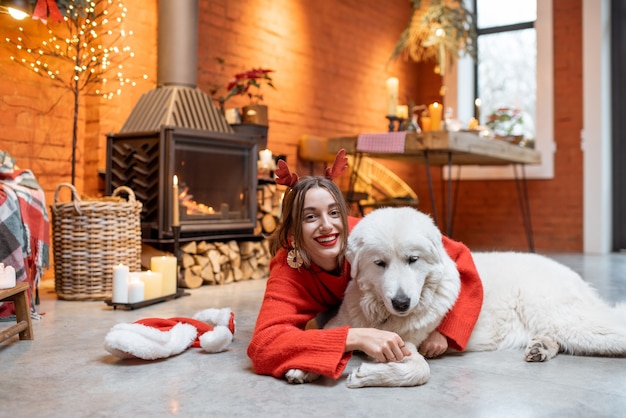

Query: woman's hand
[346,328,412,363]
[418,330,448,358]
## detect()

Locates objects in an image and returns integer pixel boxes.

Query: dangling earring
[287,248,303,269]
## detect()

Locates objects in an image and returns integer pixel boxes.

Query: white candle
[112,263,129,303]
[260,149,272,163]
[172,175,179,227]
[140,270,163,300]
[396,105,409,120]
[151,256,177,296]
[0,263,16,289]
[386,77,399,116]
[259,149,273,170]
[128,273,144,304]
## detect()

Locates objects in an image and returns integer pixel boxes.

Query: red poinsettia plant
[224,68,275,104]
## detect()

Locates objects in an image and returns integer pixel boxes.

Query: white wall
[582,0,612,253]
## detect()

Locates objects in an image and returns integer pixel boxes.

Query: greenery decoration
[390,0,477,75]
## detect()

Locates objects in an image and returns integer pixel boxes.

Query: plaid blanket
[0,151,50,317]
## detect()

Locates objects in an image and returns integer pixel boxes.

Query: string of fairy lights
[4,0,147,99]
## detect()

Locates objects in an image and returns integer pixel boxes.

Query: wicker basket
[51,183,142,301]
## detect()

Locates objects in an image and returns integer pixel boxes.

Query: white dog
[286,207,626,387]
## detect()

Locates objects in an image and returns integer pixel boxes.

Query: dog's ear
[345,240,360,279]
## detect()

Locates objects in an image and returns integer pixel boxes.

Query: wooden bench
[0,282,33,342]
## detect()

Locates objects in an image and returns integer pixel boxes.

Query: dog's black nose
[391,293,411,312]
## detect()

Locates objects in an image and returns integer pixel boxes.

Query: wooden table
[328,131,542,251]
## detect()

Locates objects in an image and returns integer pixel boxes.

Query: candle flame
[173,175,178,186]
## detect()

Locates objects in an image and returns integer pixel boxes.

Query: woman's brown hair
[269,176,349,269]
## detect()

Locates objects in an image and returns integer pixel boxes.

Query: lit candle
[396,105,409,120]
[259,149,273,168]
[428,102,443,130]
[421,116,432,132]
[468,117,479,130]
[151,256,177,296]
[140,270,163,300]
[386,77,399,116]
[475,98,481,123]
[0,263,16,289]
[172,175,179,227]
[128,273,144,304]
[112,263,129,303]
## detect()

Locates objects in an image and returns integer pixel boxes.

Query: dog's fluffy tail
[555,301,626,357]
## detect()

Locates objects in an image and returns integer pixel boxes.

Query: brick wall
[0,0,583,272]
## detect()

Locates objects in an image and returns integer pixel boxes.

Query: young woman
[247,151,483,382]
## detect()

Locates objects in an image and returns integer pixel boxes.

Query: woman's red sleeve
[247,262,352,379]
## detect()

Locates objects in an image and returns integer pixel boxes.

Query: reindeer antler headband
[275,149,349,188]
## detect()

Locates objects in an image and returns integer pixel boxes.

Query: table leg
[423,151,439,227]
[513,164,535,252]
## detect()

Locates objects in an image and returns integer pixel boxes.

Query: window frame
[448,0,554,180]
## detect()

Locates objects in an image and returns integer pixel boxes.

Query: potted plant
[224,67,275,126]
[486,107,525,143]
[389,0,476,76]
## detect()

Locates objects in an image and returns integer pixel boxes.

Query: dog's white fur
[285,207,626,387]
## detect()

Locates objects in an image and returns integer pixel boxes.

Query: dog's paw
[524,338,559,362]
[347,362,386,388]
[347,345,430,388]
[284,369,320,384]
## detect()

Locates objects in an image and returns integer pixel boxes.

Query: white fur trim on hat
[193,308,233,328]
[104,322,197,360]
[199,325,233,353]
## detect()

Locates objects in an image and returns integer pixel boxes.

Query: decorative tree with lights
[4,0,143,185]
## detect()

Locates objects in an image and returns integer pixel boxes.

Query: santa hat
[104,308,235,360]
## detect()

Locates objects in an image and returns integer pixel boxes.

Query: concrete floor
[2,253,626,418]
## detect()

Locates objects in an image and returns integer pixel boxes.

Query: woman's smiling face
[298,187,344,272]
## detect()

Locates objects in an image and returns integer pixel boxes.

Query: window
[476,0,536,138]
[452,0,554,180]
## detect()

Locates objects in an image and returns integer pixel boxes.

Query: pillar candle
[128,273,144,304]
[421,116,431,132]
[386,77,399,116]
[0,263,16,289]
[151,256,177,296]
[112,263,129,303]
[396,105,409,120]
[140,270,163,300]
[428,102,443,130]
[259,149,273,167]
[172,175,179,227]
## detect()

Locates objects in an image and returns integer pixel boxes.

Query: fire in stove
[106,127,258,243]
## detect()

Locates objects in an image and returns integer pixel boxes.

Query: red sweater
[247,217,483,379]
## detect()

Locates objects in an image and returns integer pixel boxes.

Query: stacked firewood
[178,239,271,289]
[256,182,285,235]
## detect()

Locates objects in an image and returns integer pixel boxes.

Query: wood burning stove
[106,127,258,243]
[105,0,263,245]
